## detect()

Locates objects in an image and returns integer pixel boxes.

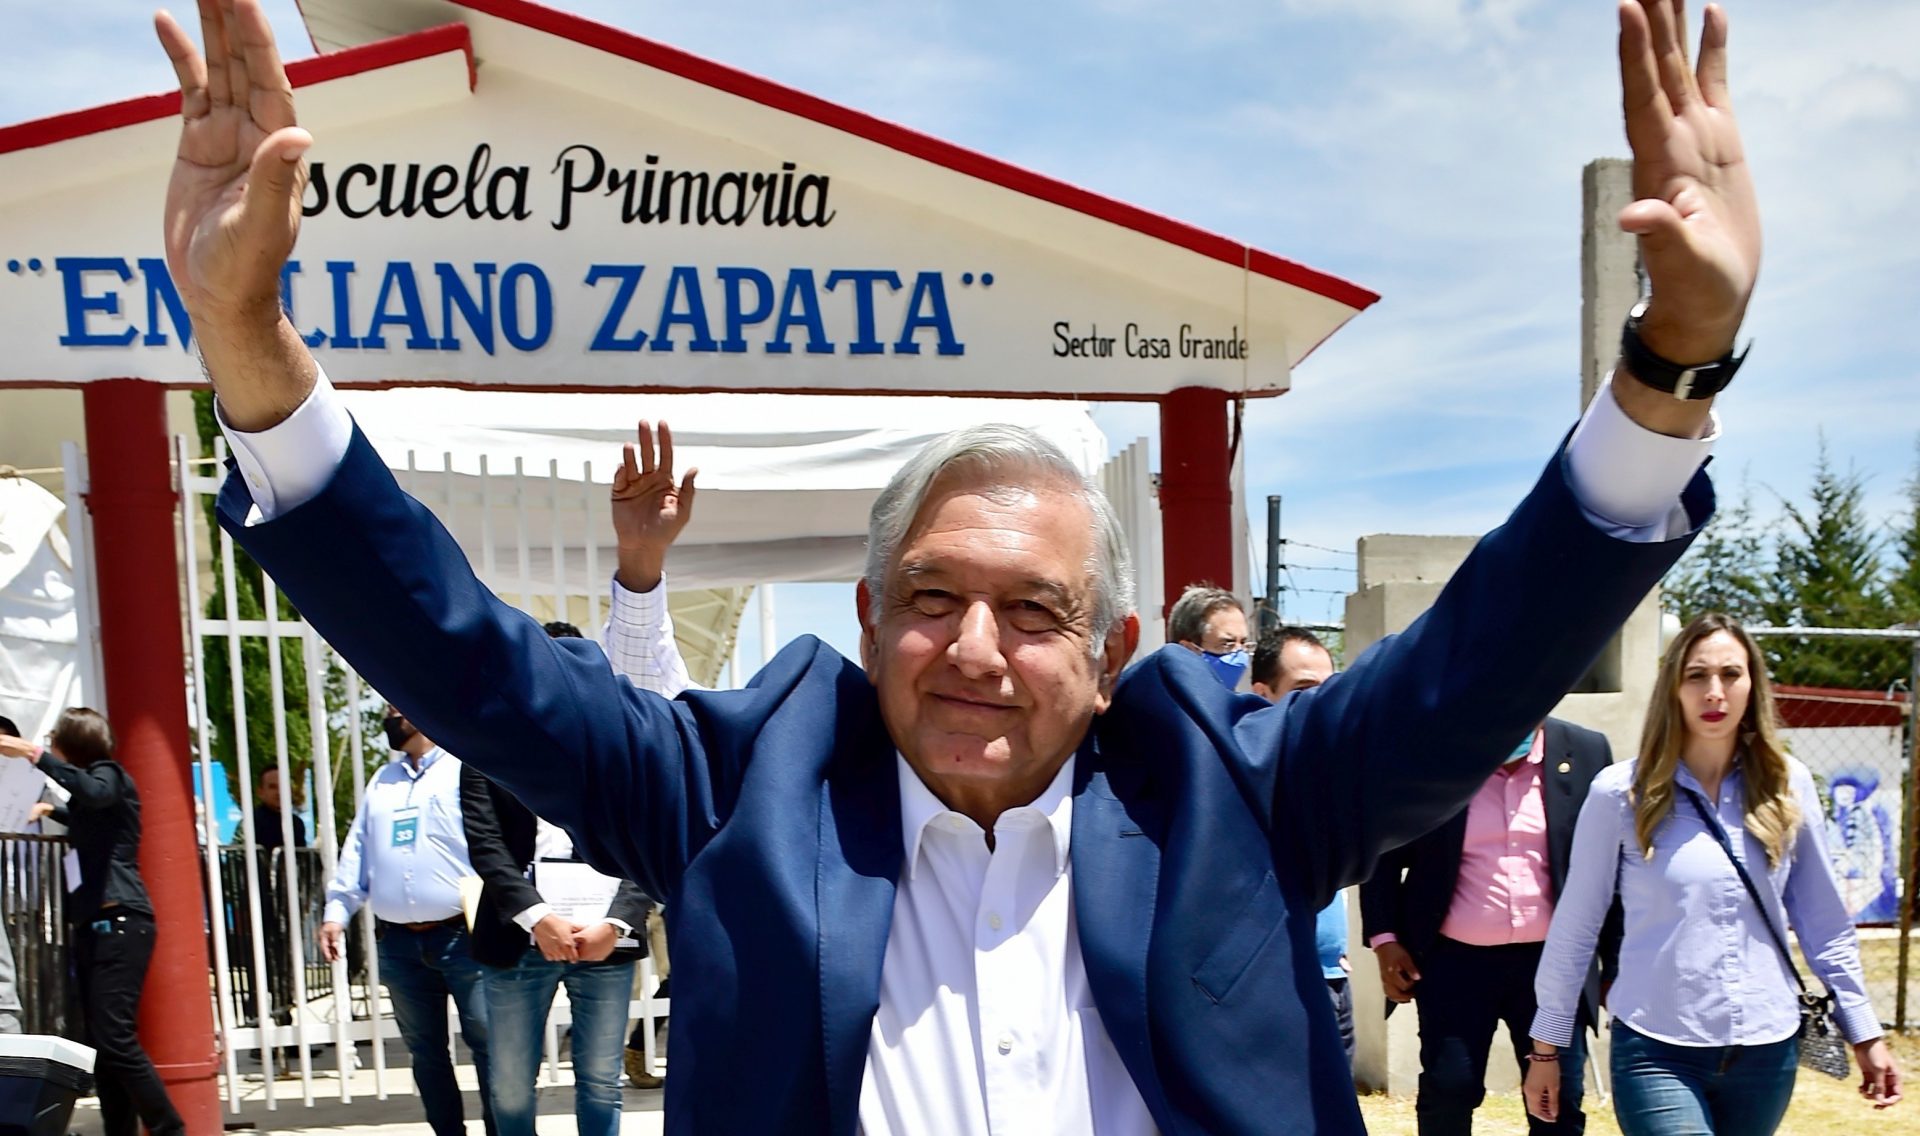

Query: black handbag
[1682,791,1852,1079]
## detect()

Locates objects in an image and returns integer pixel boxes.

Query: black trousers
[1415,936,1587,1136]
[75,910,185,1136]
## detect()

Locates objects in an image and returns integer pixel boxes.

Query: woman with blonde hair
[1522,613,1900,1134]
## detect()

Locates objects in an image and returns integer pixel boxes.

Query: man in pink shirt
[1359,718,1618,1135]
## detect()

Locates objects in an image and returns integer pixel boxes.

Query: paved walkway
[64,1053,666,1135]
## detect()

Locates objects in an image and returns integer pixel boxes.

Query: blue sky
[3,1,1914,660]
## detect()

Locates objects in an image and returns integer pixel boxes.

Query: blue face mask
[1202,648,1250,691]
[1505,735,1536,764]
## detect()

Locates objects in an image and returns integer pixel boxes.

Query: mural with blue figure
[1824,769,1899,924]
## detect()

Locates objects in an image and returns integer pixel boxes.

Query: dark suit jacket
[221,428,1708,1135]
[252,803,308,849]
[459,762,651,970]
[1359,718,1623,1029]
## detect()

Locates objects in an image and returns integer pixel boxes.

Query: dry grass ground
[1356,1031,1920,1135]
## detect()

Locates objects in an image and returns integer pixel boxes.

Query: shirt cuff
[512,902,555,933]
[1528,1006,1578,1050]
[603,917,633,936]
[322,900,354,926]
[608,573,670,625]
[217,367,356,524]
[1368,933,1398,949]
[1564,373,1718,542]
[1835,1000,1883,1045]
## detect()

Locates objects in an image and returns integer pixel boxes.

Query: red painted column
[1157,386,1234,615]
[81,380,221,1134]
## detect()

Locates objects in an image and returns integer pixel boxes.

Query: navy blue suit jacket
[220,428,1708,1135]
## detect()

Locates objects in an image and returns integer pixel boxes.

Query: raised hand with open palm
[156,0,317,429]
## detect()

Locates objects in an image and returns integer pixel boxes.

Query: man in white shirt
[154,3,1754,1131]
[319,710,494,1136]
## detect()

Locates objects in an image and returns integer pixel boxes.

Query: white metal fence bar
[176,437,243,1107]
[304,628,353,1101]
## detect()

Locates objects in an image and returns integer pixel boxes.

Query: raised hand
[155,0,319,430]
[157,0,308,320]
[1616,0,1760,364]
[611,421,699,593]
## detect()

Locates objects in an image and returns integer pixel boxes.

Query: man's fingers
[219,0,252,124]
[156,11,212,119]
[1618,2,1673,157]
[1642,0,1698,112]
[637,420,656,475]
[679,468,698,516]
[619,441,640,488]
[198,0,231,108]
[232,0,297,131]
[658,421,675,478]
[239,126,312,240]
[1695,3,1731,109]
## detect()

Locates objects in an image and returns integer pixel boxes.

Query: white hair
[864,424,1135,648]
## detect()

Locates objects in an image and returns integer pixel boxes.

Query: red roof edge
[0,22,474,157]
[446,0,1379,312]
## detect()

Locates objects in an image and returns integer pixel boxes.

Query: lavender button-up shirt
[1532,756,1880,1049]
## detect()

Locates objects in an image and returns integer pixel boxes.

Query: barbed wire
[1282,539,1356,558]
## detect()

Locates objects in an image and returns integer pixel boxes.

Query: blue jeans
[1611,1023,1798,1136]
[377,922,496,1136]
[483,949,637,1136]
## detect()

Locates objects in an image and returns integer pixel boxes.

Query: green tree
[1761,438,1902,690]
[1665,470,1769,625]
[1889,438,1920,626]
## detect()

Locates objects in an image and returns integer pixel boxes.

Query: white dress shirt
[601,580,1153,1134]
[226,366,1719,1134]
[323,747,471,926]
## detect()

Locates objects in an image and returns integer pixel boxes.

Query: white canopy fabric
[0,473,80,743]
[336,388,1112,593]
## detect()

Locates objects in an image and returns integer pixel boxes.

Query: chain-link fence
[1748,626,1919,1032]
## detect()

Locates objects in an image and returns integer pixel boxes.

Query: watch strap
[1621,299,1746,401]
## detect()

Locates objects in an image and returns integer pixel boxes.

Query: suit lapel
[1071,751,1172,1122]
[817,727,903,1135]
[1543,721,1579,885]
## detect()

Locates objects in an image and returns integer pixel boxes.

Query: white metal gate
[174,436,671,1115]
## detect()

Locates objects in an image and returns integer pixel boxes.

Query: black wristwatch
[1620,299,1747,401]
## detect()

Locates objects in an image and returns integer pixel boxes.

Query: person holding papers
[463,620,658,1134]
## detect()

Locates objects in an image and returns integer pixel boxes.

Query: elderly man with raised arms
[157,1,1755,1131]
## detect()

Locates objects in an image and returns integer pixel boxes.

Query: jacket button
[1557,762,1572,774]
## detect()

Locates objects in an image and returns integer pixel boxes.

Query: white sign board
[0,9,1371,397]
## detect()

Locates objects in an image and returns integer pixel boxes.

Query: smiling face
[858,469,1135,821]
[1676,629,1752,746]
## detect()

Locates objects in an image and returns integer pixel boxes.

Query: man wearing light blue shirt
[319,707,495,1136]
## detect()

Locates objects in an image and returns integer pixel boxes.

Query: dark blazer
[221,429,1708,1136]
[36,754,151,923]
[459,763,651,970]
[252,803,308,849]
[1358,718,1623,1029]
